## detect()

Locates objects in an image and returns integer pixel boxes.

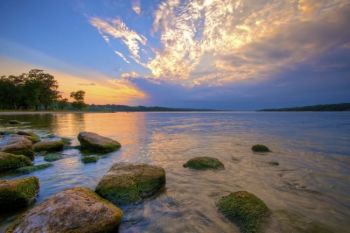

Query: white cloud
[114,50,130,63]
[132,0,141,15]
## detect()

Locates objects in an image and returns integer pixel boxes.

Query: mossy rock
[8,120,21,125]
[33,140,64,152]
[96,163,166,205]
[0,176,39,212]
[44,153,63,162]
[0,152,33,172]
[17,131,41,143]
[268,161,279,166]
[217,191,270,233]
[252,144,271,152]
[1,136,34,160]
[82,155,99,163]
[78,132,121,153]
[61,137,72,146]
[16,163,53,174]
[183,156,224,170]
[6,187,123,233]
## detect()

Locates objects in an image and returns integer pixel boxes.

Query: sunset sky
[0,0,349,109]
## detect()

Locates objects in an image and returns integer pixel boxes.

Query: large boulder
[0,176,39,212]
[183,156,224,170]
[216,191,270,233]
[1,135,34,160]
[78,132,121,153]
[33,140,64,152]
[6,187,123,233]
[0,152,32,172]
[96,163,166,205]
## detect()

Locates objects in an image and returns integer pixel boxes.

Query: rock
[33,140,64,152]
[96,163,166,205]
[252,144,271,152]
[183,156,224,170]
[6,187,123,233]
[44,153,63,162]
[82,155,99,163]
[268,161,279,166]
[8,120,21,125]
[61,137,72,146]
[1,136,34,160]
[17,131,41,143]
[78,132,121,153]
[0,176,39,212]
[0,152,33,172]
[16,163,53,174]
[217,191,269,233]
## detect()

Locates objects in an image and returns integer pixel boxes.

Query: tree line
[0,69,86,110]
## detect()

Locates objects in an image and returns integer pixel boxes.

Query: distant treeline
[88,104,214,112]
[260,103,350,112]
[0,69,86,110]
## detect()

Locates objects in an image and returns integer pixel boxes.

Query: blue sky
[0,0,349,109]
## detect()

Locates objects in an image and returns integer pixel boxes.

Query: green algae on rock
[17,131,41,143]
[252,144,271,152]
[44,153,63,162]
[78,131,121,153]
[96,163,166,205]
[16,163,53,174]
[1,136,34,160]
[0,152,33,172]
[33,140,64,152]
[6,187,123,233]
[82,155,99,163]
[0,176,39,212]
[217,191,269,233]
[8,120,21,125]
[183,156,224,170]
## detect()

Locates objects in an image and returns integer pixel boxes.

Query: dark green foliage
[183,156,224,170]
[260,103,350,112]
[217,191,270,233]
[81,155,99,163]
[252,144,270,152]
[70,90,86,110]
[16,163,53,174]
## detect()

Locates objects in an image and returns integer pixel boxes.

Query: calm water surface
[0,112,350,233]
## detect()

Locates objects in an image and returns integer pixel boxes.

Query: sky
[0,0,349,110]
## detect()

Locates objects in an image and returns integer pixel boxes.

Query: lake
[0,112,350,232]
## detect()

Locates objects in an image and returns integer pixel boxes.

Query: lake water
[0,112,350,233]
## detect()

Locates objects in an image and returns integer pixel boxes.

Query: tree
[57,97,69,110]
[70,90,86,110]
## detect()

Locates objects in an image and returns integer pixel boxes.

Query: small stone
[16,163,53,174]
[252,144,271,152]
[183,156,224,170]
[82,155,99,163]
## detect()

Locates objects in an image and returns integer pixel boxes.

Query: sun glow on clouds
[89,0,349,86]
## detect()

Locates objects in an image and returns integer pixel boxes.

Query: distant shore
[259,103,350,112]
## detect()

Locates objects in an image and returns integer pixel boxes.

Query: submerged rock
[183,156,224,170]
[8,120,21,125]
[268,161,279,166]
[252,144,271,152]
[82,155,99,163]
[0,176,39,212]
[44,153,63,162]
[96,163,166,205]
[217,191,269,233]
[33,140,64,152]
[0,152,32,172]
[16,163,53,174]
[6,187,123,233]
[1,136,34,160]
[17,131,41,143]
[78,131,121,153]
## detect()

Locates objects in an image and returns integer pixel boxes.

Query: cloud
[89,17,147,63]
[120,71,140,79]
[132,0,141,15]
[114,50,130,63]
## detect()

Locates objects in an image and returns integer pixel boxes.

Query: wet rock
[96,163,166,205]
[17,131,41,143]
[252,144,271,152]
[268,161,279,166]
[217,191,270,233]
[1,136,34,160]
[82,155,99,163]
[78,131,121,153]
[16,163,53,174]
[33,140,64,152]
[183,156,224,170]
[0,176,39,212]
[44,153,63,162]
[8,120,21,125]
[0,152,32,172]
[6,187,123,233]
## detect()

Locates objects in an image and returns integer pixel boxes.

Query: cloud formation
[132,0,141,15]
[90,0,350,87]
